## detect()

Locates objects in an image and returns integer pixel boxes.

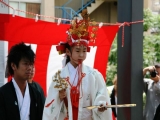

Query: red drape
[0,14,119,95]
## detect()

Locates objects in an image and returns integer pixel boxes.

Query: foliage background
[106,9,160,86]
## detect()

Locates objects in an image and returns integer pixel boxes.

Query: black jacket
[154,104,160,120]
[29,80,45,104]
[0,80,44,120]
[110,88,117,117]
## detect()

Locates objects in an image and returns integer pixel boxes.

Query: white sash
[12,78,31,120]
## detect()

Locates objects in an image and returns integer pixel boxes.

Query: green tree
[106,9,160,86]
[143,9,160,67]
[106,36,117,86]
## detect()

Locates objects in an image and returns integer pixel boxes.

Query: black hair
[155,64,160,69]
[6,42,35,77]
[64,43,72,65]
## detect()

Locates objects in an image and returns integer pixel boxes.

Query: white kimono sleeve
[42,81,63,120]
[91,70,112,120]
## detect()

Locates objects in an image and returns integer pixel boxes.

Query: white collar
[67,62,78,75]
[12,78,30,120]
[67,62,78,86]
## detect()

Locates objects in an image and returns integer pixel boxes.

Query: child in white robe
[42,9,112,120]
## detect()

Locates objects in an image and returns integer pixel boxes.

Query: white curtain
[0,41,8,87]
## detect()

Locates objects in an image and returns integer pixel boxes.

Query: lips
[78,59,82,64]
[26,73,32,75]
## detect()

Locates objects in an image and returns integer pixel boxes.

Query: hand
[98,103,107,112]
[143,66,155,76]
[151,75,160,83]
[59,89,66,101]
[148,66,155,72]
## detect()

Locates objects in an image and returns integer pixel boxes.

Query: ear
[66,48,71,56]
[11,63,16,71]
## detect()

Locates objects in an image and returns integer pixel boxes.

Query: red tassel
[45,99,54,107]
[64,117,69,120]
[112,112,116,120]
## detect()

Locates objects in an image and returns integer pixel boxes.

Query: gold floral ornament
[56,9,98,54]
[89,21,98,44]
[67,9,98,46]
[52,70,69,120]
[53,70,68,90]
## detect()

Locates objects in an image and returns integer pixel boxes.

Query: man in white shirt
[143,65,160,120]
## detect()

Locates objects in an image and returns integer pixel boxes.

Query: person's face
[11,58,34,81]
[114,80,117,92]
[28,67,35,80]
[67,45,87,67]
[156,67,160,76]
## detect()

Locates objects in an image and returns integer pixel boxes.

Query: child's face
[68,45,87,67]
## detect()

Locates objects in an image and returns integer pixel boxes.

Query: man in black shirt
[28,67,45,104]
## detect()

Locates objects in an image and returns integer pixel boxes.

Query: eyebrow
[75,47,87,50]
[22,59,30,62]
[22,59,33,63]
[83,48,87,50]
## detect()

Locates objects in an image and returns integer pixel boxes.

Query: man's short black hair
[155,64,160,69]
[6,42,35,77]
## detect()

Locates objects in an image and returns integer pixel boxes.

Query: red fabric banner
[0,14,119,95]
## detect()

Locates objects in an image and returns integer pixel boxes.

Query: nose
[28,64,33,70]
[79,52,84,57]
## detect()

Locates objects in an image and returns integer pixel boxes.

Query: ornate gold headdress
[56,9,98,54]
[67,9,98,45]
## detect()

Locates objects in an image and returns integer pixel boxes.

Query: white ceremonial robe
[43,63,112,120]
[12,78,30,120]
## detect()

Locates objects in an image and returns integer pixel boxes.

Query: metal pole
[117,0,143,120]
